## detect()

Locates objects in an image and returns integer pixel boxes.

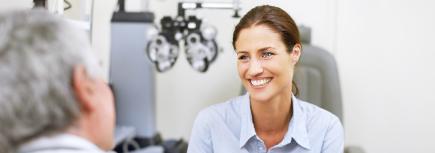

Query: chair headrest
[299,25,311,44]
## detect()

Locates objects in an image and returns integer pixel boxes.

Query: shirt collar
[280,95,311,149]
[18,133,106,153]
[239,93,257,148]
[239,93,311,149]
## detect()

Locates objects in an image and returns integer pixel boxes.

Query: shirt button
[259,147,264,151]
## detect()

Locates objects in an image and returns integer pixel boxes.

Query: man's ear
[290,44,302,64]
[72,65,95,113]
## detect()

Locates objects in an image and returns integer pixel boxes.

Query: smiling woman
[235,24,299,103]
[187,5,344,153]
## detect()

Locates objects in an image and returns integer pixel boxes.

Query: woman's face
[235,25,301,102]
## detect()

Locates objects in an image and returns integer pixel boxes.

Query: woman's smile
[249,77,273,88]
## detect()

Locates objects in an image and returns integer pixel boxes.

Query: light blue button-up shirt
[187,93,344,153]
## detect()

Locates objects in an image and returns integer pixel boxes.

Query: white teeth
[250,78,271,86]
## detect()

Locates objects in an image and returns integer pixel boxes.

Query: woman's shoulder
[194,95,245,127]
[295,98,342,127]
[294,98,344,151]
[197,95,245,118]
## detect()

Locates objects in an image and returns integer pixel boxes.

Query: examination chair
[294,26,365,153]
[293,26,342,120]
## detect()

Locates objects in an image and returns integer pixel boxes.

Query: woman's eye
[238,55,249,61]
[262,51,274,58]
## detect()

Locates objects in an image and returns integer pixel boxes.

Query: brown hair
[232,5,300,95]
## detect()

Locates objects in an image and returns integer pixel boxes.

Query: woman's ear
[290,44,302,64]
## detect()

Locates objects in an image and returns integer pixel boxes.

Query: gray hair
[0,9,101,153]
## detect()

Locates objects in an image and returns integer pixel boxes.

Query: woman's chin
[248,91,273,103]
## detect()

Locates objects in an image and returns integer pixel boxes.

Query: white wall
[336,0,435,152]
[0,0,32,12]
[90,0,117,79]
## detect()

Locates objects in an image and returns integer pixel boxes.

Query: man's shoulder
[20,150,105,153]
[18,134,106,153]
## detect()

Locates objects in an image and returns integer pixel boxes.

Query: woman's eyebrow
[237,47,275,54]
[258,47,274,52]
[236,50,248,54]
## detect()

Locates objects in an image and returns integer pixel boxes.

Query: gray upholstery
[295,26,364,153]
[293,44,343,121]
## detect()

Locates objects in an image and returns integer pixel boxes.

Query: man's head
[0,9,115,152]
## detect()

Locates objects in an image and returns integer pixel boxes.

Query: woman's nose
[247,59,263,77]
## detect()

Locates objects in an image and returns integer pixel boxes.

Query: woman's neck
[250,92,293,149]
